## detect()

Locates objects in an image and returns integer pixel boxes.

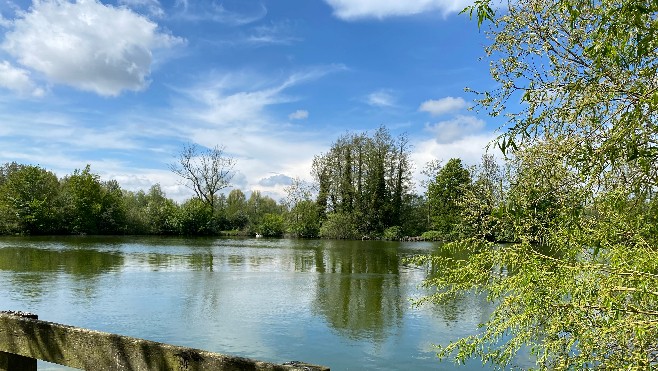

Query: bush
[176,198,214,235]
[319,212,359,239]
[258,213,285,237]
[420,230,443,241]
[383,226,402,240]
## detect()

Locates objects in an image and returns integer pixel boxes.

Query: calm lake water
[0,236,521,370]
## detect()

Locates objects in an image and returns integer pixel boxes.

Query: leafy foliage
[312,126,415,236]
[426,158,471,241]
[383,226,402,240]
[258,213,285,237]
[319,212,360,240]
[0,165,60,234]
[411,0,658,369]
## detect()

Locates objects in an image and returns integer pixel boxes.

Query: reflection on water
[313,240,403,341]
[0,246,124,275]
[0,244,124,303]
[0,236,506,370]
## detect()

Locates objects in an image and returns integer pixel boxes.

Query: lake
[0,236,517,370]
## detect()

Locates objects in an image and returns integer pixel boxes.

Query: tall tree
[169,143,236,210]
[246,191,281,232]
[312,126,413,236]
[426,158,471,240]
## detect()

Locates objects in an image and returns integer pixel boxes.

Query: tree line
[0,132,577,245]
[0,162,287,236]
[0,124,502,240]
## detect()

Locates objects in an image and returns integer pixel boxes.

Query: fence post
[0,311,37,371]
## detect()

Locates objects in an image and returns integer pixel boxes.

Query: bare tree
[169,143,236,210]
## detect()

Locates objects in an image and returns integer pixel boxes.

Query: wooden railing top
[0,311,329,371]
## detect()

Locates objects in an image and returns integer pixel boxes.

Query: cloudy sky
[0,0,502,201]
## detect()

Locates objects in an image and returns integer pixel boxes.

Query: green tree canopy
[60,165,105,234]
[0,164,60,234]
[312,126,413,236]
[426,158,471,240]
[284,178,320,238]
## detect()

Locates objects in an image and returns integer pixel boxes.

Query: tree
[311,126,413,236]
[169,143,236,210]
[398,193,428,237]
[226,189,248,230]
[458,155,508,242]
[0,162,21,187]
[60,165,105,234]
[98,179,127,234]
[0,164,60,234]
[258,213,285,237]
[176,198,213,235]
[426,158,471,240]
[246,191,281,232]
[319,212,359,240]
[412,0,658,369]
[122,184,179,235]
[284,178,320,238]
[143,184,179,235]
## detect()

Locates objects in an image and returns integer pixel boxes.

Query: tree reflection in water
[312,240,403,342]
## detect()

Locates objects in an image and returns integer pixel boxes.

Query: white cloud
[419,96,467,116]
[289,110,308,120]
[182,81,287,128]
[2,0,184,96]
[173,1,266,25]
[366,89,396,107]
[180,65,345,127]
[324,0,473,20]
[410,132,497,194]
[168,66,345,199]
[0,60,44,97]
[0,14,11,27]
[246,21,301,45]
[119,0,165,18]
[258,174,294,187]
[426,115,486,144]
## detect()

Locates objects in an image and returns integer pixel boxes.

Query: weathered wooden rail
[0,311,329,371]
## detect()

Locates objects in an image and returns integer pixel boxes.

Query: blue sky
[0,0,500,201]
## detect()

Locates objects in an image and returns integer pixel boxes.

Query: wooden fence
[0,311,329,371]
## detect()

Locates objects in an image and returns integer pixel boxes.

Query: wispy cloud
[173,1,267,25]
[426,114,485,144]
[119,0,165,18]
[324,0,473,20]
[289,110,309,120]
[176,64,345,127]
[2,0,184,97]
[246,21,301,45]
[167,65,346,197]
[366,89,396,107]
[419,96,467,116]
